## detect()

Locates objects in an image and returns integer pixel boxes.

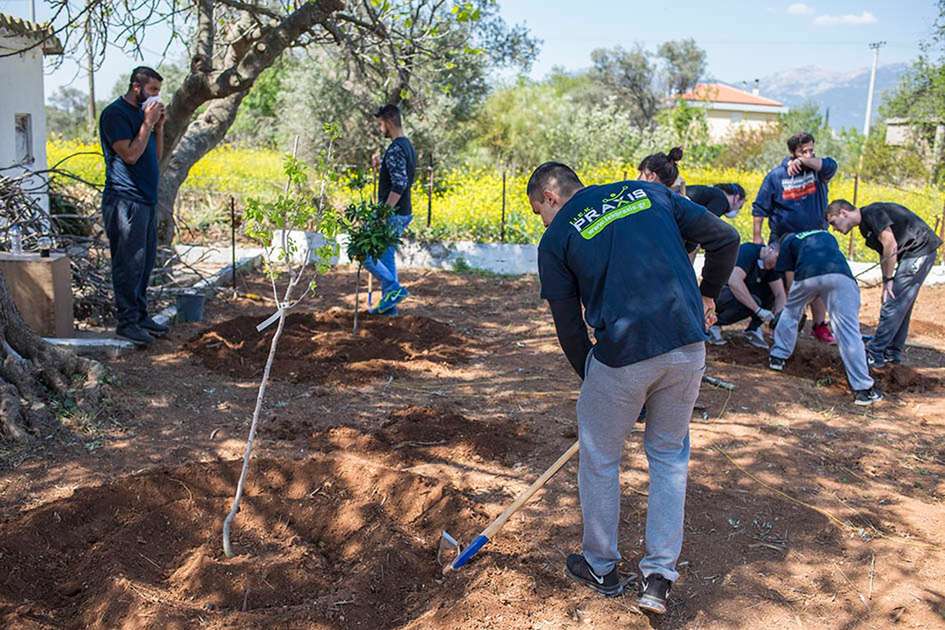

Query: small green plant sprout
[342,200,402,334]
[222,149,340,559]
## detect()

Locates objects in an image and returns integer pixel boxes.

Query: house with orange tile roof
[679,82,788,142]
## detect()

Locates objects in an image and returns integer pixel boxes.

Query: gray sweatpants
[577,343,705,582]
[867,254,935,363]
[771,273,873,391]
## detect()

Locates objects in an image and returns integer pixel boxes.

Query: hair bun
[668,146,684,163]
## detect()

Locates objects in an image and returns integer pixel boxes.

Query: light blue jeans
[363,214,412,295]
[577,343,705,582]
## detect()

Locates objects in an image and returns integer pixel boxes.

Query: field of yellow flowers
[49,141,943,261]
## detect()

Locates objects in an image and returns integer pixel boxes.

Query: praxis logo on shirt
[570,187,652,240]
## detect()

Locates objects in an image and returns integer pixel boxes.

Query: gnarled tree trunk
[0,271,105,441]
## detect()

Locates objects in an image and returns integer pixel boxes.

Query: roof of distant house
[0,12,63,55]
[680,83,783,108]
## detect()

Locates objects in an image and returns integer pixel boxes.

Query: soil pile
[0,454,485,629]
[186,308,468,384]
[708,336,942,394]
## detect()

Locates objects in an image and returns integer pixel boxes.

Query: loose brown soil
[1,267,944,629]
[185,307,468,384]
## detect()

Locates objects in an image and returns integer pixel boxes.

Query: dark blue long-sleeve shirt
[752,156,838,239]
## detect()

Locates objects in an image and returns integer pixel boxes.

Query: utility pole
[29,0,36,22]
[85,2,96,138]
[862,41,886,137]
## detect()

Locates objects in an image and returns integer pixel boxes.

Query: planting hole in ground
[0,450,486,629]
[185,307,469,384]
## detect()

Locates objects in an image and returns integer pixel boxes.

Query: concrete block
[0,252,74,337]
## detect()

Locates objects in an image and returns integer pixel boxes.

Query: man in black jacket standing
[826,199,942,367]
[529,163,739,614]
[366,104,417,315]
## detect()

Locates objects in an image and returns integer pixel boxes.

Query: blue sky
[0,0,939,100]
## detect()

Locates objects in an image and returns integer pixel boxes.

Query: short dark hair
[787,132,815,153]
[715,183,746,200]
[826,198,856,218]
[374,104,402,127]
[638,147,683,188]
[129,66,163,90]
[526,162,584,201]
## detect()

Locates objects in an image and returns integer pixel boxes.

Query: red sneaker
[812,322,836,345]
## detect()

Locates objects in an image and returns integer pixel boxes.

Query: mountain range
[740,62,910,131]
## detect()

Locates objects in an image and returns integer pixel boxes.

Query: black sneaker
[140,316,169,337]
[854,387,884,406]
[866,353,886,369]
[116,324,154,347]
[565,554,629,597]
[885,355,902,365]
[638,573,672,615]
[768,356,786,372]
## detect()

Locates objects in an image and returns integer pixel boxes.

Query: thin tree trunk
[222,310,287,557]
[353,264,362,335]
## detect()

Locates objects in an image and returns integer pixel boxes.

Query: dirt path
[1,268,943,629]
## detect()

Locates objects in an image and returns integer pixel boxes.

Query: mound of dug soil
[0,454,485,629]
[708,337,942,394]
[186,308,468,384]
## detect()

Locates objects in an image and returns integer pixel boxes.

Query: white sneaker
[707,325,726,346]
[745,328,769,349]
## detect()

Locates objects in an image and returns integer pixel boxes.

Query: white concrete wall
[0,32,50,212]
[705,110,779,142]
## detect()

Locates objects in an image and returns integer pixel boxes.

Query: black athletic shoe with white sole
[854,387,883,406]
[768,356,786,372]
[140,316,169,337]
[565,554,629,597]
[638,573,672,615]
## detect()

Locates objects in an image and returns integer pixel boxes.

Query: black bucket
[176,290,206,323]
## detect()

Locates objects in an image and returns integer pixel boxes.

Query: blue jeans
[576,343,705,582]
[363,214,412,295]
[102,196,157,327]
[867,254,935,362]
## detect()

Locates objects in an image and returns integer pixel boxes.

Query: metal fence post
[426,154,433,227]
[500,170,507,243]
[230,196,237,297]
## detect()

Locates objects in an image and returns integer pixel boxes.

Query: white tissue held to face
[143,95,162,109]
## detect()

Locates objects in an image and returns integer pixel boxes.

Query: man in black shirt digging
[826,200,942,367]
[529,163,738,614]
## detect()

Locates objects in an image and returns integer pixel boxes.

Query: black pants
[102,196,157,327]
[716,286,771,332]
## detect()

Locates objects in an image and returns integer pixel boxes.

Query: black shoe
[116,324,154,347]
[854,387,884,406]
[140,316,169,337]
[638,573,672,615]
[885,355,902,365]
[768,356,786,372]
[866,353,886,369]
[565,554,629,597]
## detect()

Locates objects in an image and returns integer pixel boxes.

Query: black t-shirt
[859,202,942,261]
[776,230,852,281]
[538,180,739,367]
[687,185,730,217]
[99,97,159,205]
[734,243,781,302]
[685,185,730,253]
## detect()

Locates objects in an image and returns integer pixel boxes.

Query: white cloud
[813,11,878,26]
[787,3,815,15]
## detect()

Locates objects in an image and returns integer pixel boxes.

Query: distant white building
[678,83,788,142]
[0,13,62,212]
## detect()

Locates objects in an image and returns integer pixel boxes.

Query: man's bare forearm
[753,216,765,243]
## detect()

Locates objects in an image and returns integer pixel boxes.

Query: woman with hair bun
[638,147,684,188]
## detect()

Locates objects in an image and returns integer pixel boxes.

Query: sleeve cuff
[700,279,723,299]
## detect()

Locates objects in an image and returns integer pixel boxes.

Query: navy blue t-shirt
[538,181,722,368]
[776,230,852,282]
[99,97,159,205]
[735,243,781,302]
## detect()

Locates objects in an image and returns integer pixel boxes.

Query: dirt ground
[1,267,944,629]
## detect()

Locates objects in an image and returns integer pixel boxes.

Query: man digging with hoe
[528,163,738,614]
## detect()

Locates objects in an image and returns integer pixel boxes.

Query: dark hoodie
[752,156,838,238]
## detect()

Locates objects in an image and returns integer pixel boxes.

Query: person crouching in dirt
[753,132,838,345]
[707,241,785,349]
[826,199,943,368]
[366,104,417,316]
[528,162,739,614]
[768,230,883,405]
